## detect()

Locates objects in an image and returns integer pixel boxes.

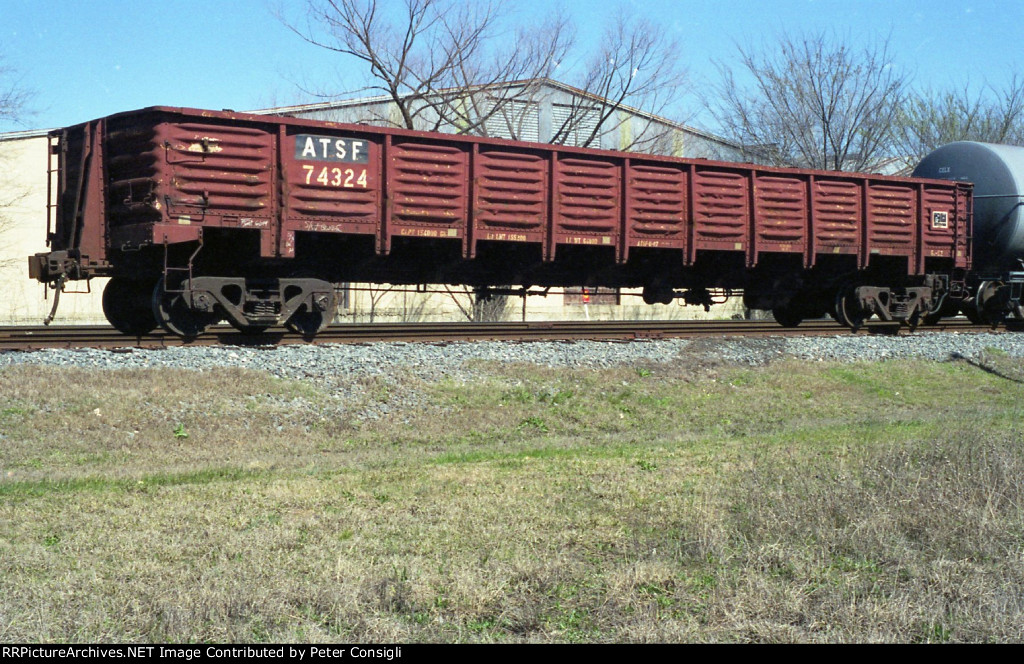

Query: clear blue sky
[1,0,1021,133]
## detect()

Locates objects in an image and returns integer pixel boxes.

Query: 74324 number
[302,165,368,188]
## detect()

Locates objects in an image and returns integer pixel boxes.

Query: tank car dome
[914,141,1024,272]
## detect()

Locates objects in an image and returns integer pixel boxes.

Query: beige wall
[339,285,745,323]
[0,134,108,325]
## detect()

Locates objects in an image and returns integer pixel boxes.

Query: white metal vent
[483,100,540,143]
[552,104,600,147]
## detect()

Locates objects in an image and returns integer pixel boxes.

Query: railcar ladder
[161,235,204,297]
[45,132,63,248]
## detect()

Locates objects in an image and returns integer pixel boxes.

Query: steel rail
[0,318,1013,352]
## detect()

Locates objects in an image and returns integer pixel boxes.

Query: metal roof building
[251,78,742,160]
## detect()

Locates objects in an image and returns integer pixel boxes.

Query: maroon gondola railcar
[29,106,972,336]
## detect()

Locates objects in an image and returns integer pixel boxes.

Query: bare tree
[548,10,688,152]
[0,184,24,270]
[0,56,33,269]
[361,283,394,322]
[443,285,475,321]
[397,287,432,322]
[709,31,909,172]
[284,1,691,152]
[894,74,1024,171]
[441,285,511,322]
[286,0,572,134]
[0,56,30,131]
[471,290,511,322]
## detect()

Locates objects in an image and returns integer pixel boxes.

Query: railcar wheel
[103,277,159,336]
[642,286,675,306]
[771,305,803,328]
[833,289,870,330]
[974,280,1006,325]
[151,277,219,339]
[962,303,983,324]
[285,291,338,338]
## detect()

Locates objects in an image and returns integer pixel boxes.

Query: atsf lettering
[295,135,370,163]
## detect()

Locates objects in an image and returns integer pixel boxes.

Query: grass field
[1,351,1023,642]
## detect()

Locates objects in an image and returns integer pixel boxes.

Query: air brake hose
[43,275,67,326]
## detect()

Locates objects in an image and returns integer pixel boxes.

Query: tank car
[914,141,1024,323]
[28,106,976,336]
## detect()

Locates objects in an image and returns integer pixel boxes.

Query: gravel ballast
[3,331,1024,385]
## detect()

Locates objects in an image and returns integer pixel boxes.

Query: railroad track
[0,318,1014,351]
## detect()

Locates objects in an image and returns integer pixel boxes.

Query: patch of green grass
[2,358,1024,642]
[826,366,899,399]
[517,416,549,433]
[0,467,266,498]
[501,385,535,404]
[635,459,658,472]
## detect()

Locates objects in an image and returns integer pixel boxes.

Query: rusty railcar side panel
[752,172,808,259]
[623,161,688,257]
[551,155,620,258]
[387,139,469,246]
[102,112,279,257]
[159,121,275,219]
[811,177,862,260]
[691,166,748,256]
[105,119,162,229]
[920,182,971,268]
[866,182,917,256]
[160,120,277,257]
[472,145,549,254]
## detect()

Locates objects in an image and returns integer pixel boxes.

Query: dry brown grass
[1,355,1022,642]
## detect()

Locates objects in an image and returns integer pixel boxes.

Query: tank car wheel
[974,280,1006,325]
[103,277,159,336]
[285,291,338,338]
[771,305,803,328]
[151,277,219,339]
